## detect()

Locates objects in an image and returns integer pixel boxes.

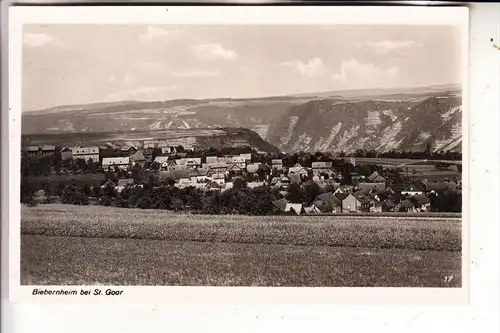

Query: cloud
[138,26,180,43]
[280,58,327,78]
[192,43,239,61]
[171,70,221,78]
[359,40,423,55]
[331,58,399,89]
[105,85,178,102]
[23,33,61,48]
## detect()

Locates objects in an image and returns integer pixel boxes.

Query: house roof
[382,199,395,209]
[246,163,260,174]
[271,159,283,164]
[206,181,220,188]
[41,144,56,151]
[130,151,146,162]
[312,161,332,168]
[368,171,386,182]
[316,192,342,207]
[154,156,169,164]
[117,179,134,187]
[358,182,386,194]
[26,146,40,152]
[336,192,349,201]
[272,198,288,211]
[413,194,431,205]
[102,157,130,166]
[401,199,414,208]
[209,163,228,169]
[352,191,372,204]
[403,183,426,192]
[425,182,449,192]
[227,163,243,171]
[120,146,135,151]
[270,177,280,185]
[159,169,190,181]
[289,173,301,184]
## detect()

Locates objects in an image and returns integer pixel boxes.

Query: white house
[102,157,130,170]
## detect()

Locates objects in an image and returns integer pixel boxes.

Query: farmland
[21,204,462,287]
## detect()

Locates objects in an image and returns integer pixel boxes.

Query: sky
[22,24,462,111]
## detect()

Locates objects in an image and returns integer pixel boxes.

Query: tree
[286,183,305,204]
[303,181,321,206]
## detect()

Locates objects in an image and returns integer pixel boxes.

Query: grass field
[21,204,462,287]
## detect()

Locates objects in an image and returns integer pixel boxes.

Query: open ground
[21,204,462,287]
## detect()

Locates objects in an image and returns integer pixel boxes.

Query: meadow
[21,204,462,287]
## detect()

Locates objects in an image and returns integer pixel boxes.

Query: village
[21,142,463,214]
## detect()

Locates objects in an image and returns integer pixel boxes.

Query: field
[21,204,462,287]
[25,173,106,187]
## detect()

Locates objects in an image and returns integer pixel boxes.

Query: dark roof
[368,171,385,182]
[316,192,342,207]
[403,183,426,192]
[358,182,386,194]
[352,191,371,204]
[272,198,288,211]
[425,182,449,192]
[335,192,349,201]
[412,194,431,205]
[382,199,395,209]
[401,199,414,208]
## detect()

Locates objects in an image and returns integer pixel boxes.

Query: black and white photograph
[17,12,466,288]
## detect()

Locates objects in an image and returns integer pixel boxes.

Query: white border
[6,5,474,308]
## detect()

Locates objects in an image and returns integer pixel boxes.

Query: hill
[266,95,462,153]
[22,85,462,153]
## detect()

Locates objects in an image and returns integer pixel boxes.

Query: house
[246,163,261,174]
[278,176,290,189]
[161,147,174,155]
[247,181,265,189]
[102,157,130,170]
[159,169,190,182]
[288,173,302,185]
[177,158,202,169]
[231,156,246,168]
[285,203,304,215]
[381,199,396,212]
[205,156,218,165]
[425,182,450,194]
[25,145,41,157]
[313,192,342,213]
[239,153,252,163]
[272,198,288,212]
[70,146,100,162]
[116,178,134,192]
[358,182,386,195]
[209,163,228,174]
[205,181,221,192]
[60,147,73,160]
[342,191,371,213]
[227,163,244,174]
[271,159,284,170]
[401,183,426,196]
[130,150,146,167]
[334,185,353,196]
[412,194,431,212]
[366,193,383,213]
[153,156,172,169]
[39,145,56,156]
[189,168,209,182]
[143,140,157,149]
[397,199,416,212]
[211,173,226,185]
[288,164,308,177]
[120,145,137,155]
[311,161,333,175]
[367,171,386,183]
